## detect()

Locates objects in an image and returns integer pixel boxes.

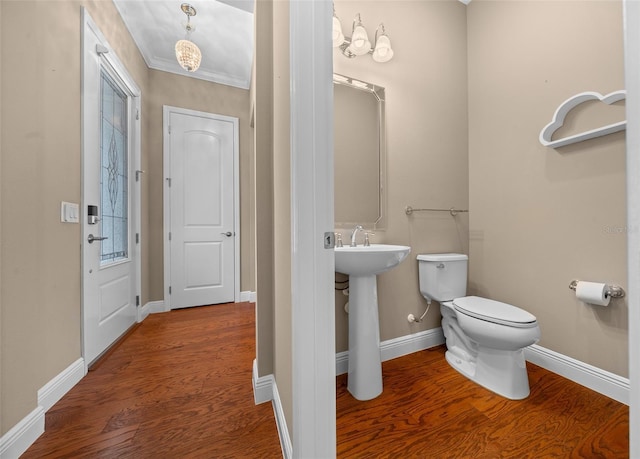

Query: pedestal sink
[335,244,411,400]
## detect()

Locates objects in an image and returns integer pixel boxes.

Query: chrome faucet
[350,225,364,247]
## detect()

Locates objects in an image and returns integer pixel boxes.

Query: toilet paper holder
[569,280,626,299]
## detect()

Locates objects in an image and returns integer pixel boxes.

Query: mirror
[333,74,386,229]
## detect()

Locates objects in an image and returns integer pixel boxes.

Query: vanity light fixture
[175,3,202,72]
[333,10,394,63]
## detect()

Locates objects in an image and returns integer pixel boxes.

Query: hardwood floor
[23,303,628,458]
[337,347,629,458]
[22,302,282,459]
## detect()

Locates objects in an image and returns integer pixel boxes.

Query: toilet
[417,253,540,399]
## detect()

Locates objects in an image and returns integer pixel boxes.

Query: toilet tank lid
[417,253,468,262]
[453,296,537,326]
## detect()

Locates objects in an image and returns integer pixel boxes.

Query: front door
[164,107,238,309]
[82,11,140,365]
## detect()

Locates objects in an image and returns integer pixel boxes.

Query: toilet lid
[453,296,537,328]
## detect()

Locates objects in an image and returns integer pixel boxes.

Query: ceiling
[113,0,254,89]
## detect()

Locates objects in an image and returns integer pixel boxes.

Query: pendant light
[175,3,202,72]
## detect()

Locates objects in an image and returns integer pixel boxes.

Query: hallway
[22,303,281,458]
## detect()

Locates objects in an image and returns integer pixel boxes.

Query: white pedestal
[347,274,383,400]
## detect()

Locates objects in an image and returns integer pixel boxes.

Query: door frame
[162,105,240,311]
[289,0,336,456]
[81,8,142,366]
[624,1,639,454]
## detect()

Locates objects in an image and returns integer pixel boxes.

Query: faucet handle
[335,232,343,247]
[363,232,370,247]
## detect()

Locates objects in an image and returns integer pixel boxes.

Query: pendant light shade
[175,3,202,73]
[372,25,394,63]
[348,14,371,56]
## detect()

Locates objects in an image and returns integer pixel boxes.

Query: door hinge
[136,233,139,244]
[169,286,172,294]
[136,295,140,307]
[169,232,172,241]
[168,125,171,134]
[136,109,140,121]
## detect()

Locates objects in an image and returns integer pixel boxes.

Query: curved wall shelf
[539,90,626,148]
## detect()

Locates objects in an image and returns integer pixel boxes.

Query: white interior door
[82,10,140,366]
[164,107,238,309]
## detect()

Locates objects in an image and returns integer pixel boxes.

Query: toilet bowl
[418,254,541,399]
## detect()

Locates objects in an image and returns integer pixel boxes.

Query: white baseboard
[141,300,166,320]
[37,358,86,412]
[271,378,293,459]
[240,291,256,303]
[1,357,88,458]
[251,360,292,458]
[252,359,274,404]
[336,327,446,375]
[525,344,630,405]
[0,406,45,459]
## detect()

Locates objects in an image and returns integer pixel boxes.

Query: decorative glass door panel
[100,70,129,265]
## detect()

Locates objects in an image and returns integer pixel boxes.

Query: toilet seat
[453,296,538,329]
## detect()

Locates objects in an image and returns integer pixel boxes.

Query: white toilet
[417,253,541,399]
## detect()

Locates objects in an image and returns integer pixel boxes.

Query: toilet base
[445,346,531,400]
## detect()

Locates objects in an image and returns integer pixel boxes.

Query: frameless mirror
[334,74,386,229]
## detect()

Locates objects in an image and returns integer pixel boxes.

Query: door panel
[166,109,237,309]
[82,12,140,365]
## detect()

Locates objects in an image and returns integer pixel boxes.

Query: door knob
[88,234,109,244]
[221,232,233,237]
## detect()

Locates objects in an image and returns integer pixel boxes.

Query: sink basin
[334,243,411,401]
[335,244,411,276]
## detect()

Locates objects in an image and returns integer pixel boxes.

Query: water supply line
[408,299,431,323]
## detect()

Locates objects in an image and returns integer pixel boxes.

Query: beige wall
[468,0,627,377]
[0,0,149,434]
[0,0,253,436]
[146,70,253,300]
[253,0,275,381]
[333,0,469,352]
[272,0,293,437]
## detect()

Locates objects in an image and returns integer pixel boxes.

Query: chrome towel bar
[405,206,469,217]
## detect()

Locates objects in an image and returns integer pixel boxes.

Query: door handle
[221,232,233,237]
[88,234,109,244]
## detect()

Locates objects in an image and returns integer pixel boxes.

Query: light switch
[61,201,80,223]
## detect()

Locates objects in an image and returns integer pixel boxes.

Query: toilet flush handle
[437,263,445,269]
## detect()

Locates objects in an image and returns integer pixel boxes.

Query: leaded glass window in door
[100,69,129,265]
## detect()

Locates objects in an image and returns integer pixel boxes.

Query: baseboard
[240,291,256,303]
[141,300,166,319]
[252,359,274,405]
[271,379,293,459]
[525,344,630,405]
[336,327,446,375]
[37,358,86,412]
[0,406,45,459]
[251,360,292,458]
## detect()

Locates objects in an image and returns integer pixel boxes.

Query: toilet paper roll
[575,281,610,307]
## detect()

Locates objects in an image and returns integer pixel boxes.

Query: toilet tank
[417,253,468,302]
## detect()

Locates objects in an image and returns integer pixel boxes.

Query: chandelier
[175,3,202,72]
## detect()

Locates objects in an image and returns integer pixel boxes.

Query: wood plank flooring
[337,347,629,458]
[22,302,282,459]
[23,303,628,458]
